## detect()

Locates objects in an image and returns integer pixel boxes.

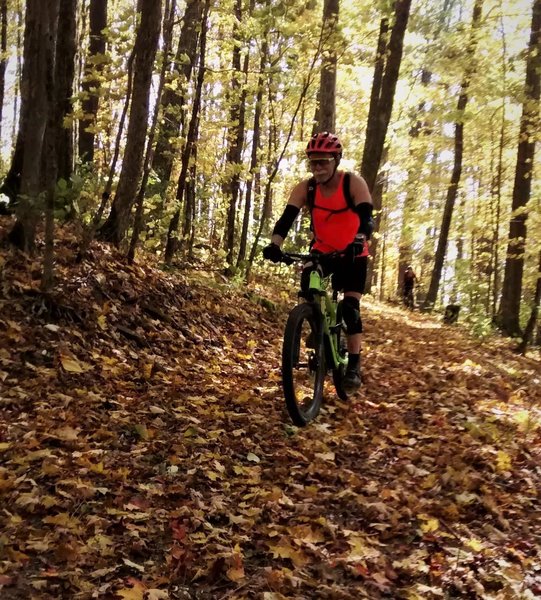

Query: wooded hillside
[0,0,539,346]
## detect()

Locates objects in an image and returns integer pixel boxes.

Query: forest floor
[0,222,540,600]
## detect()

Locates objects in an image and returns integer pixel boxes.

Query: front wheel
[282,303,326,426]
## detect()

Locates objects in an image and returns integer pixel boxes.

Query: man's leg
[336,255,366,393]
[342,291,363,391]
[341,270,366,392]
[345,292,362,355]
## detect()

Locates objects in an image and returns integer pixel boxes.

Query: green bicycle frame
[308,270,348,371]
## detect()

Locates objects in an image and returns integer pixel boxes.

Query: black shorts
[301,255,367,295]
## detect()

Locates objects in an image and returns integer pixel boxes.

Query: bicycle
[277,251,349,427]
[403,287,414,310]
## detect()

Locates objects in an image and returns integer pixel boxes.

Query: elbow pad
[354,202,374,239]
[272,204,300,239]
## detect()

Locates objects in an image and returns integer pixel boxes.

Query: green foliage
[1,0,538,337]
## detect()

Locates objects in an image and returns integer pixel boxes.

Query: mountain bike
[403,287,414,310]
[278,252,349,426]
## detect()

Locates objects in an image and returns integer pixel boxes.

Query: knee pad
[342,296,363,334]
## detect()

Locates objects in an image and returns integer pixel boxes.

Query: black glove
[263,243,283,263]
[348,233,367,260]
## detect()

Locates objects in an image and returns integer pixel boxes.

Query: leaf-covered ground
[1,229,540,600]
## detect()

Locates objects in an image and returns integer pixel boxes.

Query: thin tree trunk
[1,0,33,207]
[54,0,76,182]
[98,0,162,245]
[42,2,60,290]
[128,0,176,264]
[164,0,210,264]
[152,0,203,187]
[397,68,432,290]
[236,32,268,268]
[516,250,541,354]
[8,0,58,253]
[184,150,198,257]
[77,44,135,261]
[423,0,483,310]
[361,0,411,193]
[11,0,22,145]
[313,0,339,133]
[496,0,541,336]
[78,0,107,164]
[0,0,7,143]
[364,146,387,294]
[223,0,246,274]
[491,11,509,317]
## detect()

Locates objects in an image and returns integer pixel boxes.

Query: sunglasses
[308,157,335,169]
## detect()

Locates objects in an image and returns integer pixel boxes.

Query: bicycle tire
[404,290,414,310]
[331,300,349,401]
[282,303,326,426]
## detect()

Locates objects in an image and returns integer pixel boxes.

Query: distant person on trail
[403,265,417,308]
[262,132,374,393]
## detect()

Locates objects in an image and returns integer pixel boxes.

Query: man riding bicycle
[263,132,374,393]
[403,265,417,308]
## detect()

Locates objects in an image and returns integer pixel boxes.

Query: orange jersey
[311,173,364,254]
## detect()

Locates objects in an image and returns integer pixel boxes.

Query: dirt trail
[0,245,540,599]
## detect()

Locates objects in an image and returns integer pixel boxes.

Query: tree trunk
[11,0,23,146]
[128,0,176,264]
[313,0,339,133]
[77,44,135,262]
[183,152,198,257]
[397,68,432,290]
[516,250,541,354]
[236,31,268,268]
[223,0,247,274]
[54,0,76,182]
[152,0,203,187]
[1,0,36,207]
[496,0,541,336]
[364,145,387,294]
[78,0,107,164]
[361,0,411,193]
[490,106,506,317]
[164,0,210,264]
[8,0,59,253]
[0,0,7,144]
[423,0,484,311]
[98,0,162,245]
[42,1,60,290]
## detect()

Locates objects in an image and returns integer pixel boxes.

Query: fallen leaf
[247,452,260,463]
[122,558,145,573]
[147,591,169,600]
[315,452,335,461]
[59,353,92,373]
[115,580,146,600]
[54,426,79,441]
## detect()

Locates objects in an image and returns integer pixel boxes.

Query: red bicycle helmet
[305,132,343,157]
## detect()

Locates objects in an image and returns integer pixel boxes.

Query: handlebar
[280,251,342,266]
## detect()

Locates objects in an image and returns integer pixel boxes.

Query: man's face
[307,152,336,182]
